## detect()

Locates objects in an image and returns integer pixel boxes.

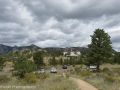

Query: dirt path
[70,77,98,90]
[0,67,13,75]
[63,73,98,90]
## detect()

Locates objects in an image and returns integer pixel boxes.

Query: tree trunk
[97,63,100,72]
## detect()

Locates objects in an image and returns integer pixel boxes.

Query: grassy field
[68,64,120,90]
[2,60,120,90]
[0,74,79,90]
[100,63,120,70]
[1,60,79,90]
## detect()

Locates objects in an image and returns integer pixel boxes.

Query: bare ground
[63,73,98,90]
[0,67,13,75]
[70,77,98,90]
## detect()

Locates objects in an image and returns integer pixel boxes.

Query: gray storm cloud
[0,0,120,51]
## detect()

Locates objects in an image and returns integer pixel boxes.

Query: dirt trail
[0,67,13,75]
[63,73,98,90]
[70,77,98,90]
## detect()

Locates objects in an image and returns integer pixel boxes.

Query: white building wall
[76,51,81,55]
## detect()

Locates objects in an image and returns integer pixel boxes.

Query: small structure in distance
[63,48,81,57]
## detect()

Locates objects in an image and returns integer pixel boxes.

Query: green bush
[12,71,20,76]
[103,67,110,73]
[24,73,38,84]
[0,75,11,83]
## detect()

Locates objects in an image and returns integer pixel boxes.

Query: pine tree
[33,51,44,68]
[114,52,120,64]
[63,59,67,65]
[52,56,57,66]
[49,56,57,66]
[14,56,36,78]
[77,56,83,64]
[59,58,63,65]
[87,29,113,71]
[0,56,5,69]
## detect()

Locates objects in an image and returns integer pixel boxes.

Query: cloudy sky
[0,0,120,51]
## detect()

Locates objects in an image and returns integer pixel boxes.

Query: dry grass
[69,64,120,90]
[101,63,120,70]
[4,61,13,68]
[0,74,79,90]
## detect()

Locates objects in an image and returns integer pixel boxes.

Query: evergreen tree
[87,29,113,71]
[33,51,44,68]
[63,59,67,65]
[52,56,57,66]
[0,56,5,69]
[14,56,36,78]
[77,56,83,64]
[69,57,73,65]
[59,58,63,65]
[49,56,57,66]
[114,52,120,64]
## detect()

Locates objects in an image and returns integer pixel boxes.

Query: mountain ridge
[0,44,117,54]
[0,44,40,54]
[0,44,89,54]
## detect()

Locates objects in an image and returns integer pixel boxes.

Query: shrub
[35,73,42,79]
[42,73,49,79]
[103,67,110,73]
[104,75,115,82]
[74,67,81,74]
[117,71,120,75]
[24,73,38,84]
[80,70,91,77]
[106,71,114,76]
[0,75,11,83]
[35,73,49,80]
[117,78,120,83]
[69,69,76,74]
[12,71,20,76]
[67,64,70,66]
[113,70,120,75]
[65,72,70,78]
[72,64,75,67]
